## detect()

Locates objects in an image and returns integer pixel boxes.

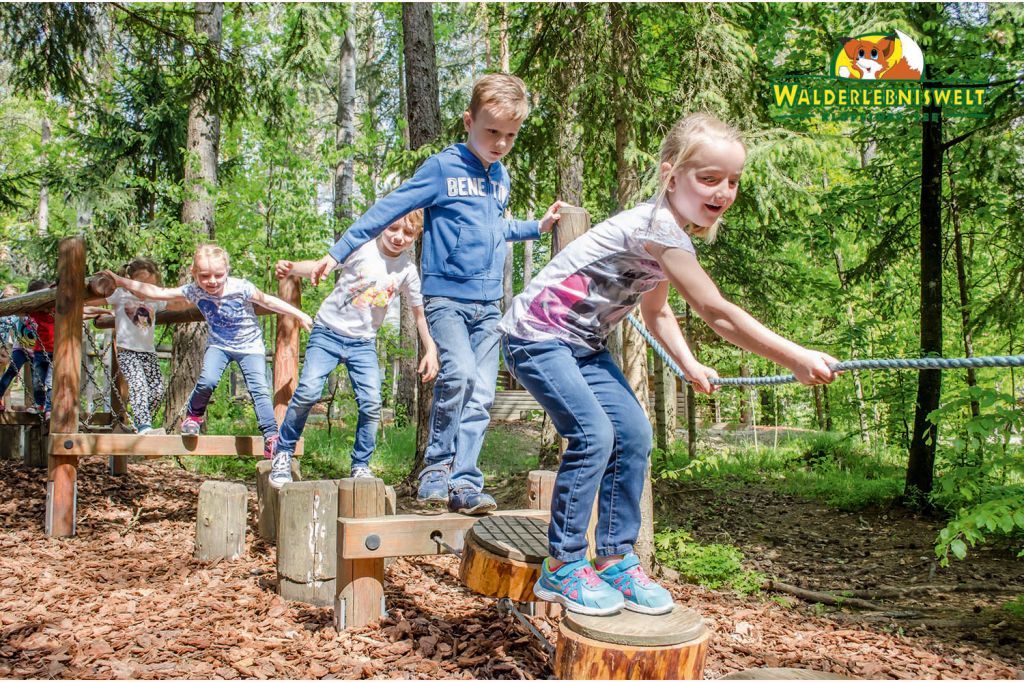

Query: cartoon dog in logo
[837,30,923,81]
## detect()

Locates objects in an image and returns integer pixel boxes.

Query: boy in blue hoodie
[310,74,562,515]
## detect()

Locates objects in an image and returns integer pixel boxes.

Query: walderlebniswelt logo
[771,29,988,122]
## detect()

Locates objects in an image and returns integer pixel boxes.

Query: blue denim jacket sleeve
[328,157,440,266]
[503,218,541,242]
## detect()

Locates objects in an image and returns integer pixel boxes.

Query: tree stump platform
[459,515,548,602]
[555,606,709,680]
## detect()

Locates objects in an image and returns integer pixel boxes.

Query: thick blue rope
[625,314,1024,388]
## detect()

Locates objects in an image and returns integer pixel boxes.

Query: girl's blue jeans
[0,348,45,406]
[501,335,653,562]
[187,346,278,437]
[277,325,381,468]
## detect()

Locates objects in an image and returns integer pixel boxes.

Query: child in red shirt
[25,280,55,417]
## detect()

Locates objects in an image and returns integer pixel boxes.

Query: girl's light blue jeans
[502,335,653,562]
[187,346,278,437]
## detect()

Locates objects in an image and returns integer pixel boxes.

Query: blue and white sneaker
[533,558,624,616]
[416,469,449,503]
[447,489,497,515]
[595,553,674,615]
[269,447,293,490]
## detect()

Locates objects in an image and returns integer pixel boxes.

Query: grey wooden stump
[24,424,46,468]
[0,427,20,460]
[194,480,248,561]
[278,480,339,606]
[255,458,302,543]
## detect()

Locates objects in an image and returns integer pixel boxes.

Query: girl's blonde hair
[191,244,230,272]
[1,284,18,298]
[402,209,424,233]
[654,112,745,243]
[125,257,162,285]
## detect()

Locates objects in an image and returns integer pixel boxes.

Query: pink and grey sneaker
[180,414,204,436]
[595,553,674,615]
[533,558,624,616]
[263,434,279,460]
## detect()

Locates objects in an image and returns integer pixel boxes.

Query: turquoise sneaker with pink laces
[533,558,624,616]
[595,553,674,615]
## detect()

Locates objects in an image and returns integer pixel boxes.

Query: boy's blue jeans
[420,296,501,493]
[187,346,278,437]
[0,349,46,407]
[277,325,381,468]
[502,335,653,562]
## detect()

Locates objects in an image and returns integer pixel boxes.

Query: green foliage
[654,527,764,595]
[930,385,1024,565]
[1003,595,1024,619]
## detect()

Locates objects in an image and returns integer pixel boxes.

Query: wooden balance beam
[49,433,304,458]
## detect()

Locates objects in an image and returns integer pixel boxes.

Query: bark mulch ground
[0,458,1020,679]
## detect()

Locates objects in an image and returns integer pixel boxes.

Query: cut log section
[555,606,710,680]
[459,515,547,602]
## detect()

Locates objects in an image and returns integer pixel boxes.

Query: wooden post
[0,427,18,460]
[24,424,45,468]
[109,331,130,474]
[526,470,560,618]
[653,354,676,451]
[255,458,302,543]
[335,477,386,630]
[273,276,301,424]
[194,480,248,561]
[551,205,591,255]
[278,480,339,606]
[46,237,84,537]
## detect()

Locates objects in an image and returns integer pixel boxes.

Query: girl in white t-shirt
[103,245,312,456]
[498,113,839,617]
[99,259,168,434]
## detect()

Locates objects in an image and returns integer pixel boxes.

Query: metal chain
[626,314,1024,387]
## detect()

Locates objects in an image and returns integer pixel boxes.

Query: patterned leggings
[117,349,165,430]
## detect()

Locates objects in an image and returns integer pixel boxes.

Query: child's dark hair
[27,279,49,293]
[125,258,162,285]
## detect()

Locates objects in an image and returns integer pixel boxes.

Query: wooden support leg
[47,237,84,538]
[527,470,561,618]
[24,424,45,468]
[0,427,19,460]
[335,477,386,630]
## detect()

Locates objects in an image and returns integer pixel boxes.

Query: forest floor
[0,433,1021,679]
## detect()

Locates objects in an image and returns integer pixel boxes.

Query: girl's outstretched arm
[100,270,187,303]
[275,259,320,281]
[639,282,718,394]
[648,244,837,385]
[251,289,313,331]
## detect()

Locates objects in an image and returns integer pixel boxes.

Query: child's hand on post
[682,359,719,395]
[275,260,294,280]
[418,347,439,383]
[539,201,566,233]
[310,255,338,287]
[99,269,124,287]
[297,312,313,332]
[791,349,838,385]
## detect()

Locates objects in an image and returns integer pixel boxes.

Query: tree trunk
[38,109,50,238]
[906,98,943,500]
[950,176,979,418]
[402,2,441,474]
[167,2,222,431]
